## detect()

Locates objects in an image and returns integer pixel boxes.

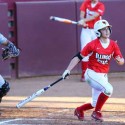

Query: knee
[0,81,10,98]
[104,84,113,96]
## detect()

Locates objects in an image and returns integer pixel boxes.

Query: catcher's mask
[94,19,112,37]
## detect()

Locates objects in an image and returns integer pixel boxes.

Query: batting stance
[62,20,124,122]
[0,33,20,103]
[78,0,105,81]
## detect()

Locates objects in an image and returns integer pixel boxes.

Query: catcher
[0,33,20,103]
[62,19,124,122]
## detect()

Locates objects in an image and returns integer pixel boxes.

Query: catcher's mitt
[2,42,20,60]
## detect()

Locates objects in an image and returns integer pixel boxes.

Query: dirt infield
[0,73,125,124]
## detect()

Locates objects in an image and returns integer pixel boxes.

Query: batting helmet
[94,19,112,37]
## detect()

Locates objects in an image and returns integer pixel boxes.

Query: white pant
[84,69,113,107]
[80,28,97,62]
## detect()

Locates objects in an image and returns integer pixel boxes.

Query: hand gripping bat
[16,77,63,108]
[50,16,78,25]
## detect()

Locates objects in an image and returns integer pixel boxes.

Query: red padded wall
[16,1,78,77]
[0,3,11,78]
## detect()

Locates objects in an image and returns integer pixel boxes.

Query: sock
[78,103,94,111]
[81,61,88,78]
[95,92,109,112]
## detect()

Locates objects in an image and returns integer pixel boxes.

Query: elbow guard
[73,52,83,61]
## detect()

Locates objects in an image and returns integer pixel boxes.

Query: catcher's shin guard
[0,81,10,102]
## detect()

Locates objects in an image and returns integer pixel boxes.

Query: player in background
[78,0,105,82]
[62,20,124,122]
[0,33,20,103]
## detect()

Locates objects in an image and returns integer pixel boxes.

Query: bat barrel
[16,77,63,108]
[50,16,78,25]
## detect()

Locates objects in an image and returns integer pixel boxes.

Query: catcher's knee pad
[0,81,10,98]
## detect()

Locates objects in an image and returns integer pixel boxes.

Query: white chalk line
[0,118,21,125]
[0,118,57,125]
[0,117,125,125]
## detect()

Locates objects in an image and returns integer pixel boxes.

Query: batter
[62,19,124,122]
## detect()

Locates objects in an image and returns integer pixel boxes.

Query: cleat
[91,111,103,122]
[74,108,84,121]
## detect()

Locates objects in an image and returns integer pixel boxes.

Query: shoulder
[89,38,99,44]
[110,39,118,44]
[96,1,105,8]
[110,39,119,47]
[87,38,99,48]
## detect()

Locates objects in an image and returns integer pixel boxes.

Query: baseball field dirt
[0,72,125,125]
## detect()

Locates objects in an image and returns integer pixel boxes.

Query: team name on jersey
[96,53,112,65]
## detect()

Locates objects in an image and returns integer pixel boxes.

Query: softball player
[78,0,105,81]
[62,19,124,122]
[0,33,20,103]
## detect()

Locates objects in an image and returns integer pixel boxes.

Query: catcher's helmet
[94,19,112,37]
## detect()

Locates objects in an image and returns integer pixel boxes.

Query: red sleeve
[96,3,105,16]
[80,42,93,56]
[113,42,123,58]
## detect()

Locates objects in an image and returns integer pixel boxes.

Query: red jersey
[80,0,105,28]
[81,38,123,73]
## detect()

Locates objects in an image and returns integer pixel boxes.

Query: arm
[62,52,83,79]
[78,11,88,27]
[1,40,8,46]
[66,56,80,71]
[115,56,124,65]
[84,12,100,22]
[0,33,12,46]
[78,11,100,26]
[80,11,100,22]
[113,42,124,65]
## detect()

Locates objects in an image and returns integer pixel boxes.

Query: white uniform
[0,34,7,44]
[85,68,113,107]
[80,28,96,61]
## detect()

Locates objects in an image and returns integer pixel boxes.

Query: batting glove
[78,19,84,25]
[62,70,70,79]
